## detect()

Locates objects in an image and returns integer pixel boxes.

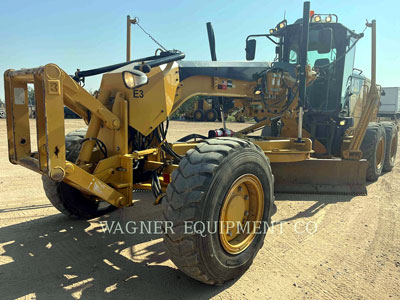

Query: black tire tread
[381,122,398,172]
[163,137,271,285]
[43,128,86,217]
[43,174,73,217]
[42,128,115,219]
[261,126,272,137]
[361,122,386,181]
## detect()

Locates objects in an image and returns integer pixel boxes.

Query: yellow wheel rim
[376,136,385,169]
[219,174,264,255]
[194,111,202,120]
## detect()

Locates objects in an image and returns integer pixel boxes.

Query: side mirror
[318,28,333,54]
[206,22,217,61]
[246,39,256,61]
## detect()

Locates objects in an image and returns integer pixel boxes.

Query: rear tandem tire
[360,123,386,181]
[42,128,116,219]
[193,109,204,122]
[261,126,272,137]
[163,137,274,285]
[381,122,398,172]
[205,109,218,122]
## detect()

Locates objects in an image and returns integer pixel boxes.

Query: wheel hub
[219,174,264,254]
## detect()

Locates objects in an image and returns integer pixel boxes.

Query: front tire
[42,129,116,219]
[361,123,386,181]
[163,137,274,284]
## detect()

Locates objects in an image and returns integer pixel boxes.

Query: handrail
[73,50,185,81]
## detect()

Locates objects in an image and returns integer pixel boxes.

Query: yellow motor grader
[185,97,221,122]
[4,2,396,285]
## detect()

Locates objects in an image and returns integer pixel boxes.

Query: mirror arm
[246,34,281,45]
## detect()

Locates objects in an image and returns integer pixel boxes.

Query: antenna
[284,10,286,20]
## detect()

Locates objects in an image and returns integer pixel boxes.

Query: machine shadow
[0,193,229,299]
[275,193,355,202]
[273,189,369,223]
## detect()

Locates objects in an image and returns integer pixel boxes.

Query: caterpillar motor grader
[185,97,229,122]
[4,2,395,285]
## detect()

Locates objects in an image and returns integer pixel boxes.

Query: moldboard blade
[271,158,368,195]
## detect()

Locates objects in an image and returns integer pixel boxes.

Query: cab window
[307,48,336,67]
[289,49,298,64]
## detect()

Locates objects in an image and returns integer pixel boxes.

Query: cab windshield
[281,23,353,113]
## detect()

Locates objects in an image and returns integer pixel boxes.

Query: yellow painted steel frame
[172,139,312,163]
[4,61,313,208]
[4,64,135,207]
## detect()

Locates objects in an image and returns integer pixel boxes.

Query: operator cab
[282,19,360,115]
[245,13,364,156]
[247,14,361,115]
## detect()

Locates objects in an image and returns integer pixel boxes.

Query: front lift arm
[4,64,133,207]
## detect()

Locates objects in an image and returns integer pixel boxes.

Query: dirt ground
[0,119,399,300]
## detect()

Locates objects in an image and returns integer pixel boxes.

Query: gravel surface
[0,119,399,299]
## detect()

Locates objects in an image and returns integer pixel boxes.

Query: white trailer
[379,87,400,120]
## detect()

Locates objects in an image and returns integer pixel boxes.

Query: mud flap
[271,159,368,195]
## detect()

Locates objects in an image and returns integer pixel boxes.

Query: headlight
[254,87,262,95]
[122,70,148,89]
[325,15,332,23]
[314,15,321,22]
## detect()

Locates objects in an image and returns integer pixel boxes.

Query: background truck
[378,87,400,121]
